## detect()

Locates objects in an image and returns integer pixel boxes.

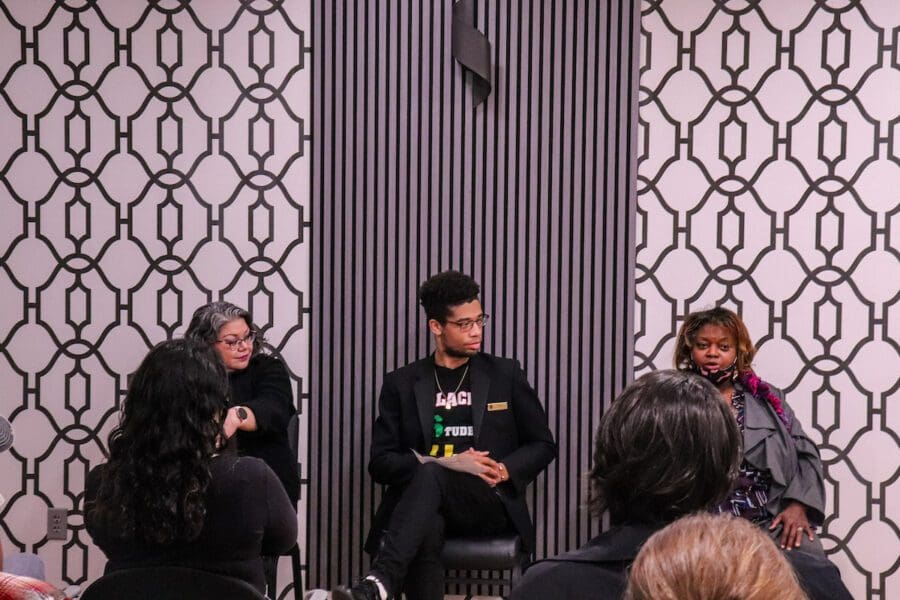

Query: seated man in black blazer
[334,271,557,600]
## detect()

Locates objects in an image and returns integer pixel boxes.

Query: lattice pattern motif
[0,1,311,596]
[636,2,900,599]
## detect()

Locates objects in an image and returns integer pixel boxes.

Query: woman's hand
[771,501,814,549]
[222,405,258,439]
[223,407,243,438]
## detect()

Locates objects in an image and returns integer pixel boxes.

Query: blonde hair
[625,513,808,600]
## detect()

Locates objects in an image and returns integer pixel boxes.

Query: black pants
[371,462,513,600]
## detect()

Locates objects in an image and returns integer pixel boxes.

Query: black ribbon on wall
[451,0,491,107]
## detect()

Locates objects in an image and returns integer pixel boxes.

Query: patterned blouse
[715,390,773,523]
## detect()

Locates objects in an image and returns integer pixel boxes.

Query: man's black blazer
[365,352,557,554]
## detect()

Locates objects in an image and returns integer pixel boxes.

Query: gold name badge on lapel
[487,402,508,411]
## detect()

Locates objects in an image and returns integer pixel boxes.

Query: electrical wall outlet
[47,507,67,540]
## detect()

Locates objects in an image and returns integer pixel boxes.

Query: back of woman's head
[625,513,808,600]
[88,338,228,545]
[590,369,741,524]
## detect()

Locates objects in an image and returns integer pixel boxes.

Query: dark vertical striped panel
[311,0,640,590]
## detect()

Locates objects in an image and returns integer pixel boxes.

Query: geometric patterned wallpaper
[0,2,310,597]
[635,2,900,599]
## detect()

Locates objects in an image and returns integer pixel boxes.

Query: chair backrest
[287,410,299,457]
[441,534,527,571]
[80,566,267,600]
[263,410,304,599]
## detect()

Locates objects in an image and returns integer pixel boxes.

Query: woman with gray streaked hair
[186,301,299,505]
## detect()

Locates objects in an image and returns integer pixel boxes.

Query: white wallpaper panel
[636,2,899,599]
[0,1,311,598]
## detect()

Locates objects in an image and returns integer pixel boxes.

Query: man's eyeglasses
[216,331,256,350]
[444,314,490,331]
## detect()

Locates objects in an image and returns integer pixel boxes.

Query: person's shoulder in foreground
[511,556,627,598]
[511,523,656,600]
[785,549,854,600]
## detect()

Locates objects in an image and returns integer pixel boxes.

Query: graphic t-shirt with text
[430,363,474,457]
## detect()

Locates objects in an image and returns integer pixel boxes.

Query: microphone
[0,415,13,453]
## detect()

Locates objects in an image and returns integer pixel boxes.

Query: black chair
[265,410,303,599]
[376,530,529,600]
[442,533,530,599]
[80,566,267,600]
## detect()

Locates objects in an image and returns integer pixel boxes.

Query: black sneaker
[331,579,384,600]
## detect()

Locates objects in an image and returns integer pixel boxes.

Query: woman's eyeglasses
[216,331,256,350]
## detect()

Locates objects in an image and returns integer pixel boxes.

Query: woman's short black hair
[418,270,481,322]
[589,369,741,525]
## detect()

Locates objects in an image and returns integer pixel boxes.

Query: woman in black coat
[186,301,299,504]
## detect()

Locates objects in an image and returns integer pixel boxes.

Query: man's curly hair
[418,270,480,322]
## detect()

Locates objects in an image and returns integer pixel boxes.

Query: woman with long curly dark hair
[674,307,826,554]
[84,339,296,592]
